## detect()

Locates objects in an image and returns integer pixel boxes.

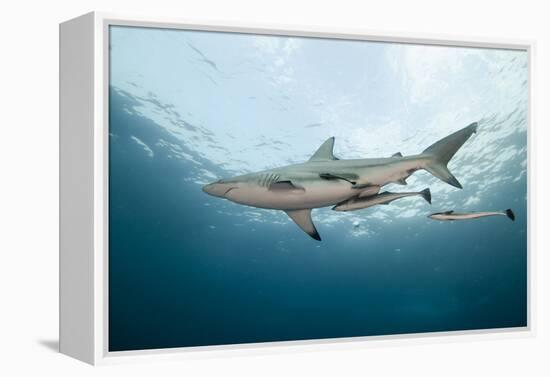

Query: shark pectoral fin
[269,180,305,193]
[285,209,321,241]
[309,137,337,161]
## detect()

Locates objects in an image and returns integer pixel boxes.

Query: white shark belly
[226,181,355,210]
[357,159,425,186]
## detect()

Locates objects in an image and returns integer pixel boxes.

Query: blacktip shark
[333,188,431,212]
[203,122,478,240]
[429,209,515,221]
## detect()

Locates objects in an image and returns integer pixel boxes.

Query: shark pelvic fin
[309,137,337,161]
[285,209,321,241]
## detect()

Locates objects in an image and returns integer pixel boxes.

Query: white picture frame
[59,11,535,365]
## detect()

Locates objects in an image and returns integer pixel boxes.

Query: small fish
[333,188,431,212]
[428,209,515,221]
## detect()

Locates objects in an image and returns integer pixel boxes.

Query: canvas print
[108,25,528,351]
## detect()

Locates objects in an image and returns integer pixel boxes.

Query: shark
[203,122,478,240]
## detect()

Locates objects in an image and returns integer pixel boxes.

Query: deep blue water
[108,87,527,352]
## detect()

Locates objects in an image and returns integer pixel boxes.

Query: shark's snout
[202,180,237,198]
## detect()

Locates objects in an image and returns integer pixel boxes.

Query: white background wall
[0,0,548,375]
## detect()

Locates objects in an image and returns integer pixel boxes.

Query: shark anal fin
[285,209,321,241]
[309,137,337,161]
[268,180,305,193]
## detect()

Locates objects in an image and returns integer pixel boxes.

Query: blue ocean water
[108,26,528,351]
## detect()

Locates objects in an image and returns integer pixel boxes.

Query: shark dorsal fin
[285,209,321,241]
[444,210,454,215]
[309,137,336,161]
[392,152,403,158]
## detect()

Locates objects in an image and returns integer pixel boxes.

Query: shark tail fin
[505,208,515,221]
[420,188,431,204]
[422,122,478,189]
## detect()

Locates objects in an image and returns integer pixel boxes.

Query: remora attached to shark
[203,122,478,240]
[333,188,431,212]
